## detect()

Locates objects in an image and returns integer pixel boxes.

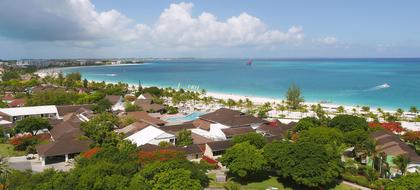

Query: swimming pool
[165,112,205,122]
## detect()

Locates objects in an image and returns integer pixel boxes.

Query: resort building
[189,108,265,140]
[137,93,154,100]
[370,130,420,175]
[133,93,165,112]
[126,111,166,126]
[203,140,232,159]
[0,105,59,124]
[256,120,296,138]
[36,114,91,166]
[105,95,124,112]
[120,124,176,146]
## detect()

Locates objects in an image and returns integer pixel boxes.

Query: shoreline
[35,66,397,113]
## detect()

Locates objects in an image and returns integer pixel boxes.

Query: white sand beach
[35,67,395,114]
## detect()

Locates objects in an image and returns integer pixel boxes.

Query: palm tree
[396,108,404,120]
[365,167,379,185]
[362,106,370,113]
[393,154,410,175]
[237,99,244,109]
[226,99,236,109]
[337,106,345,114]
[244,98,253,110]
[409,106,418,115]
[352,108,357,115]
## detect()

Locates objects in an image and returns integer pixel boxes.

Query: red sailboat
[246,59,253,66]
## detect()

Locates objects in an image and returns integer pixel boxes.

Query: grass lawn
[208,174,357,190]
[0,143,25,157]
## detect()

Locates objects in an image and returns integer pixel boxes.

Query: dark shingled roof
[138,143,160,151]
[134,99,152,105]
[50,121,82,140]
[191,133,213,144]
[200,108,264,127]
[192,119,212,130]
[257,120,296,137]
[138,144,203,155]
[140,93,154,100]
[36,138,92,157]
[206,140,232,151]
[221,127,255,137]
[116,121,152,137]
[105,95,122,105]
[126,111,166,126]
[56,104,94,117]
[162,123,196,133]
[370,130,420,163]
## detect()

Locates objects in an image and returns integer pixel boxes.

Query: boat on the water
[246,59,252,66]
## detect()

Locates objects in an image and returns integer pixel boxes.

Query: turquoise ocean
[60,59,420,110]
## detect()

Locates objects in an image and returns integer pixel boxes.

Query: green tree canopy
[385,173,420,190]
[1,70,21,81]
[231,132,267,149]
[151,169,201,190]
[140,159,209,187]
[293,117,321,132]
[285,83,304,110]
[220,142,267,179]
[64,72,82,87]
[15,117,51,135]
[93,98,112,113]
[298,127,344,149]
[81,112,121,145]
[329,114,368,132]
[393,154,410,175]
[263,141,343,187]
[175,129,193,146]
[26,89,80,106]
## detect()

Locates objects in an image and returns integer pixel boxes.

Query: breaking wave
[364,83,390,91]
[92,73,118,77]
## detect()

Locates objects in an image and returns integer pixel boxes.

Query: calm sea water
[61,59,420,110]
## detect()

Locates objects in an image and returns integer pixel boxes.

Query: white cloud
[318,36,337,45]
[0,1,304,49]
[145,2,304,48]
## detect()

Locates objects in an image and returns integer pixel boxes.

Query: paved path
[342,180,371,190]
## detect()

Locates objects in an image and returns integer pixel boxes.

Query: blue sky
[0,0,419,59]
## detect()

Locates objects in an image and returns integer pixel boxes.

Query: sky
[0,0,419,59]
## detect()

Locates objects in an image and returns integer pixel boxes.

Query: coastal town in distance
[1,1,420,190]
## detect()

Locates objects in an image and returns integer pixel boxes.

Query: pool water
[166,112,205,122]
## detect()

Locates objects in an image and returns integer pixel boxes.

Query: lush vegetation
[14,117,51,136]
[3,132,209,190]
[0,144,25,157]
[175,129,193,146]
[285,83,304,110]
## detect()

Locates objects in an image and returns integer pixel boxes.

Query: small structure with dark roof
[137,93,154,100]
[36,116,91,166]
[199,108,264,128]
[370,130,420,174]
[257,120,296,138]
[203,140,232,158]
[7,99,25,108]
[221,127,255,139]
[161,123,196,133]
[126,111,166,126]
[104,95,124,111]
